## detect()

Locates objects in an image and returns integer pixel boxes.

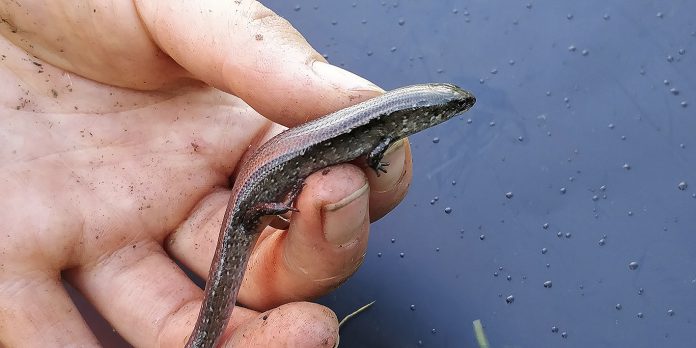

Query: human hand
[0,1,415,347]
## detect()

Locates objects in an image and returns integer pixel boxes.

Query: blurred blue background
[264,1,696,347]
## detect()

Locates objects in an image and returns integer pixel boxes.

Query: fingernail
[323,182,370,246]
[312,61,384,93]
[371,139,407,193]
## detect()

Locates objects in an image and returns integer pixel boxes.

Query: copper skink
[186,83,476,347]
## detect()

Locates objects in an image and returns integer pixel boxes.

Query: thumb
[136,0,383,126]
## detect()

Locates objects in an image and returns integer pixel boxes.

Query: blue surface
[267,1,696,347]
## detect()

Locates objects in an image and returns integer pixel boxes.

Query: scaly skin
[186,83,476,348]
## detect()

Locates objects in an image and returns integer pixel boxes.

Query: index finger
[135,0,384,126]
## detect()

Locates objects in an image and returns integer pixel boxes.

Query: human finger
[238,164,371,310]
[134,0,383,126]
[222,302,337,347]
[168,164,371,310]
[0,272,99,347]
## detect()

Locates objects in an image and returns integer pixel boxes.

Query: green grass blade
[472,319,491,348]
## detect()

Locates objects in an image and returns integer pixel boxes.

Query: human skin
[0,1,415,347]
